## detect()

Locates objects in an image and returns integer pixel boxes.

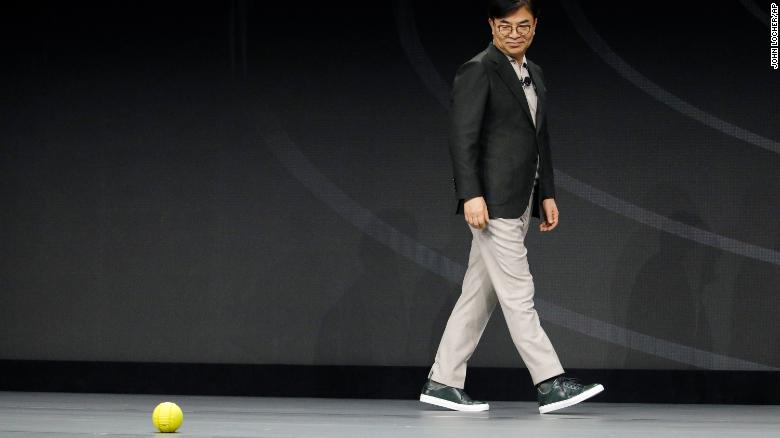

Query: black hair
[487,0,540,20]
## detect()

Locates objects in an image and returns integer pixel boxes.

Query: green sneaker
[537,376,604,414]
[419,379,489,412]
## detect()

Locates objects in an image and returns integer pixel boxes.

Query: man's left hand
[539,198,559,232]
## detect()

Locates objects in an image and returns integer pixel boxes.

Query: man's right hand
[464,196,489,229]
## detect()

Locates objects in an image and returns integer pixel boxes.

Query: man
[419,0,604,414]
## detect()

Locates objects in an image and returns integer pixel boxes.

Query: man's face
[489,5,537,58]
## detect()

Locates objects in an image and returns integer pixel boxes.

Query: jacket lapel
[527,61,545,135]
[487,43,534,127]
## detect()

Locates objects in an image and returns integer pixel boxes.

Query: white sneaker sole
[538,384,604,414]
[419,394,489,412]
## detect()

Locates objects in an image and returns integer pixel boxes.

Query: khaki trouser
[428,188,564,387]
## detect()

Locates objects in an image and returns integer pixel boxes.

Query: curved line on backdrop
[229,0,779,370]
[255,107,775,371]
[736,0,771,27]
[394,0,780,267]
[559,0,780,154]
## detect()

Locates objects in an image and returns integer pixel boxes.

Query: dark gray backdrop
[2,0,778,371]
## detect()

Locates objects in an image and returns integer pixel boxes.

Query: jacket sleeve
[536,67,556,201]
[449,60,488,201]
[538,122,556,201]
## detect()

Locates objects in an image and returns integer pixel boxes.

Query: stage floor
[1,391,779,437]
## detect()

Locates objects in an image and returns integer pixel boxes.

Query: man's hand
[539,198,559,232]
[464,196,489,229]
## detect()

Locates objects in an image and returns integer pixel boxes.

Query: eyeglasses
[495,23,533,37]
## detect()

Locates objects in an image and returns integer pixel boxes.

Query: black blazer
[450,41,556,220]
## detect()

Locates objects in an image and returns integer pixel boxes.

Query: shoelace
[559,377,583,391]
